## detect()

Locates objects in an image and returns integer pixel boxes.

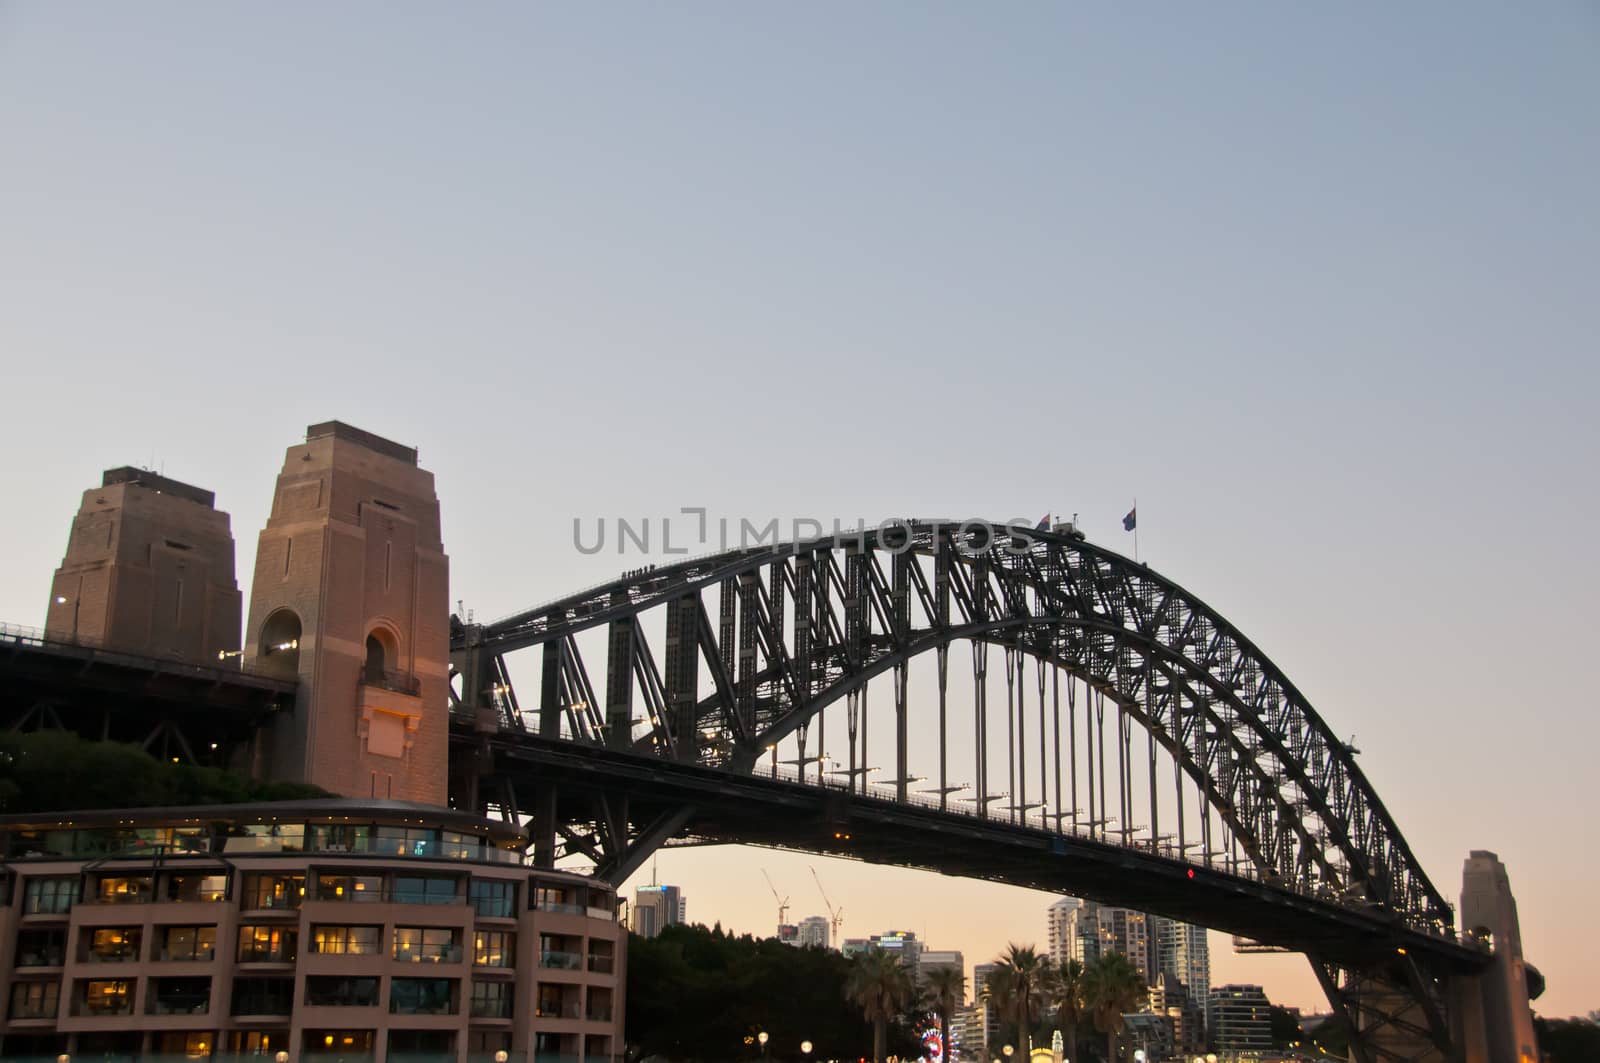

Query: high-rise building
[1045,896,1102,967]
[1046,896,1081,966]
[631,884,685,938]
[46,467,242,664]
[1210,984,1272,1055]
[1148,972,1204,1055]
[1096,906,1153,983]
[1156,918,1211,1034]
[797,915,830,949]
[951,1002,997,1060]
[243,422,450,804]
[851,930,923,974]
[973,961,1000,1001]
[919,950,965,994]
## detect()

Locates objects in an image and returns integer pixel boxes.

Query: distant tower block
[244,422,449,804]
[45,467,241,663]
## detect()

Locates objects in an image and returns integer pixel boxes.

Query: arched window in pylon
[258,609,302,679]
[364,625,401,686]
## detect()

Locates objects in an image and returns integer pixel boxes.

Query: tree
[1046,958,1087,1063]
[1269,1004,1303,1048]
[0,730,327,814]
[1082,952,1145,1062]
[846,945,916,1063]
[921,964,966,1063]
[983,944,1047,1054]
[1535,1013,1600,1063]
[982,962,1019,1054]
[626,924,912,1061]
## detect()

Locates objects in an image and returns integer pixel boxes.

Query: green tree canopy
[0,730,326,813]
[625,924,918,1062]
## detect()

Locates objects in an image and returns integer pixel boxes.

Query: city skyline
[2,1,1595,1023]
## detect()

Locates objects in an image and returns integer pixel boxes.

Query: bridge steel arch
[449,520,1482,1062]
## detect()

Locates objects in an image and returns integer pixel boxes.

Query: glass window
[79,978,134,1016]
[392,875,459,905]
[440,831,479,859]
[9,981,59,1020]
[231,977,294,1017]
[470,979,512,1019]
[14,928,65,967]
[539,934,581,970]
[533,881,581,913]
[167,874,228,902]
[309,823,372,853]
[393,927,457,963]
[587,987,614,1022]
[222,823,306,853]
[240,873,303,910]
[310,926,382,956]
[160,926,217,961]
[535,983,570,1019]
[587,939,615,974]
[87,927,141,963]
[95,875,154,904]
[316,872,384,901]
[374,826,437,857]
[304,1030,376,1056]
[23,876,78,914]
[228,1031,287,1056]
[388,1030,456,1059]
[389,977,455,1015]
[238,925,297,963]
[150,975,211,1015]
[155,1032,216,1058]
[474,930,512,968]
[470,878,514,917]
[304,975,379,1007]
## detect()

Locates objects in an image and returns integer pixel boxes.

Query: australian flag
[1035,513,1051,531]
[1122,506,1137,532]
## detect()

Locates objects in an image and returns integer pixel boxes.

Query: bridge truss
[449,520,1480,1062]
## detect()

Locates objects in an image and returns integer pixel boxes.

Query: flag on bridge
[1123,506,1137,532]
[1035,513,1052,531]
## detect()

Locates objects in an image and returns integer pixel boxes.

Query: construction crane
[760,869,790,934]
[810,866,844,945]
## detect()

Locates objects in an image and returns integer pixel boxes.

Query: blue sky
[2,3,1596,1015]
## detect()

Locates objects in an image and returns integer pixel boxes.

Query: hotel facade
[0,801,624,1061]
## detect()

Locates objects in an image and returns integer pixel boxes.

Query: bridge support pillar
[1458,850,1540,1062]
[529,781,558,869]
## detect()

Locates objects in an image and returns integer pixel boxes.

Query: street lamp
[800,1040,813,1057]
[758,1030,770,1060]
[274,1053,288,1063]
[495,1053,509,1063]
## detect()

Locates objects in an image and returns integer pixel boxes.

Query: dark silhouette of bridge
[1,498,1530,1062]
[444,519,1503,1062]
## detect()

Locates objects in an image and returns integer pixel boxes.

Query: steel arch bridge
[448,520,1486,1062]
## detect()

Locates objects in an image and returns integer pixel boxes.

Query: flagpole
[1133,497,1139,562]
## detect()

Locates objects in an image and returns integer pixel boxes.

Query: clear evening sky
[2,3,1595,1016]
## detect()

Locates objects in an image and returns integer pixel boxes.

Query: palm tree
[1046,957,1087,1063]
[921,965,966,1063]
[986,944,1047,1053]
[845,945,915,1063]
[981,962,1019,1055]
[1082,952,1146,1062]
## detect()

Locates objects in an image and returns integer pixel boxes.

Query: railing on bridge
[0,620,292,686]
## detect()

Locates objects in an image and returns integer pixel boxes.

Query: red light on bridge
[1187,869,1195,879]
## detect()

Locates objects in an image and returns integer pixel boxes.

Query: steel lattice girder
[451,520,1453,936]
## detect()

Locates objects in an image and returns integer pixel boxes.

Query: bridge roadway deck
[469,729,1490,975]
